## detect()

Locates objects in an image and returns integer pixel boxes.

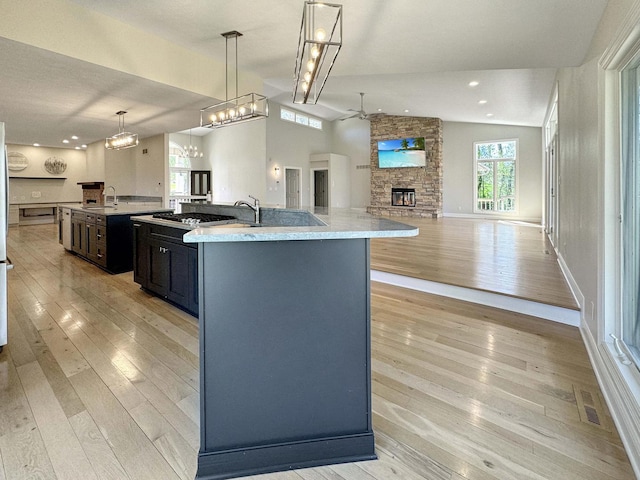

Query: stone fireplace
[367,115,443,218]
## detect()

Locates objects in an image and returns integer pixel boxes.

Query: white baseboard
[371,270,580,326]
[580,325,640,479]
[442,212,543,223]
[556,251,584,309]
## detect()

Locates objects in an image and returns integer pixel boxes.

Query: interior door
[191,170,211,196]
[314,170,328,208]
[285,169,300,209]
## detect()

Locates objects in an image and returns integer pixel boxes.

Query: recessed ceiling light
[469,81,479,87]
[71,135,79,140]
[33,143,40,147]
[404,109,409,113]
[62,139,69,144]
[377,108,382,112]
[486,113,494,117]
[478,100,488,105]
[81,144,87,148]
[75,146,81,150]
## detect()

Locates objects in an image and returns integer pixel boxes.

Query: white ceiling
[0,0,609,148]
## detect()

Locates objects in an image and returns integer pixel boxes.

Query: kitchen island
[182,207,418,480]
[60,204,171,273]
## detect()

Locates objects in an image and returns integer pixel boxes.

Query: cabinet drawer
[71,211,86,221]
[95,215,106,226]
[96,225,107,243]
[95,245,107,267]
[85,213,97,224]
[148,224,191,245]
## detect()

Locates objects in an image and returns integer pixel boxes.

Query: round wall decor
[7,152,28,171]
[44,156,67,175]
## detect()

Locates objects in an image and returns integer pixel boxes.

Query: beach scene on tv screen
[377,138,426,168]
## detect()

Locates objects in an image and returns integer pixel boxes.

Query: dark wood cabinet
[69,209,169,274]
[133,221,198,316]
[71,211,86,255]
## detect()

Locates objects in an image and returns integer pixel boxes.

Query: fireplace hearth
[391,188,416,207]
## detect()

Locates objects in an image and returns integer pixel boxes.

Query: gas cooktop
[152,212,236,227]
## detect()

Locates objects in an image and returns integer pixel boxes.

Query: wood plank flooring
[370,217,579,310]
[1,223,633,480]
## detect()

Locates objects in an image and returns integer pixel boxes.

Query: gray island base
[183,207,418,479]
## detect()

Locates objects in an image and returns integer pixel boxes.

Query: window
[474,140,517,213]
[280,107,322,130]
[308,117,322,129]
[280,108,295,122]
[621,60,640,365]
[169,141,191,196]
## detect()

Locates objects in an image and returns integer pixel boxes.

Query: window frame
[169,141,192,197]
[280,106,323,130]
[620,55,640,366]
[473,138,519,215]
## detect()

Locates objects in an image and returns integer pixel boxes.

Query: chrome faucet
[234,195,260,223]
[104,185,118,206]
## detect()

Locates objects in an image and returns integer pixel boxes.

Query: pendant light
[105,111,139,150]
[293,2,343,105]
[200,31,268,129]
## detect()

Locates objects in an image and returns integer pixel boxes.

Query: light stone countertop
[60,204,171,216]
[182,208,418,243]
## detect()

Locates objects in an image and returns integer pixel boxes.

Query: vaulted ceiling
[0,0,609,148]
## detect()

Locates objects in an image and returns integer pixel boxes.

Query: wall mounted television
[377,137,426,168]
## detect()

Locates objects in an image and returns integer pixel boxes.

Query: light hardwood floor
[370,217,579,310]
[0,224,634,479]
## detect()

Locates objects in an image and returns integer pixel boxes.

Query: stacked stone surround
[367,114,443,218]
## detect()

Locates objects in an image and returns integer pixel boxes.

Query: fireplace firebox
[391,188,416,207]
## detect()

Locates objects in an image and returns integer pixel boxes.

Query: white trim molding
[371,270,581,326]
[581,325,640,478]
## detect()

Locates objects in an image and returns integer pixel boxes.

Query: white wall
[331,119,371,208]
[442,122,543,222]
[550,1,640,475]
[310,153,351,208]
[202,120,267,203]
[85,141,105,181]
[264,106,332,207]
[556,59,600,331]
[7,144,86,203]
[133,134,165,197]
[104,144,135,195]
[85,134,166,198]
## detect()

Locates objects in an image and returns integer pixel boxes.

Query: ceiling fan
[340,92,372,121]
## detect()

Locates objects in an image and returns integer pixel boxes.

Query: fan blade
[339,113,360,121]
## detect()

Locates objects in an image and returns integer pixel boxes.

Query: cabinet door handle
[96,234,102,239]
[97,253,103,259]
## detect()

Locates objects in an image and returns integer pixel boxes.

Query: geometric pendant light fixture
[181,129,203,159]
[293,1,342,105]
[105,111,139,150]
[201,31,269,129]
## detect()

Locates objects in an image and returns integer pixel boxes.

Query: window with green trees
[474,140,517,213]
